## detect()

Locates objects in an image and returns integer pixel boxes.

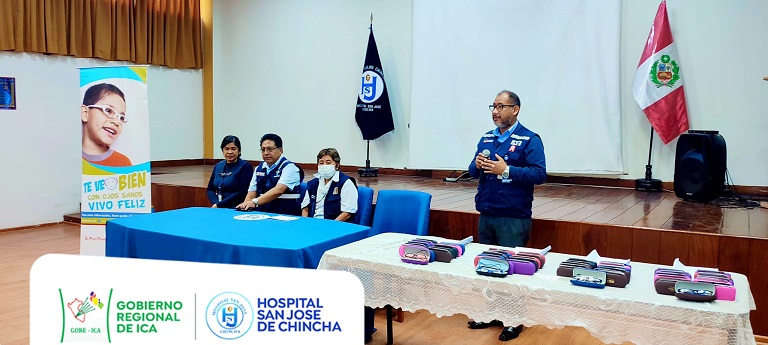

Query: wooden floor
[153,165,768,237]
[0,223,628,345]
[369,309,631,345]
[0,223,80,345]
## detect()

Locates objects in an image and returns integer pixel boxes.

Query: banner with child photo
[79,66,152,255]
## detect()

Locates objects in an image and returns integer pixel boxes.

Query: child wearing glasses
[81,83,132,167]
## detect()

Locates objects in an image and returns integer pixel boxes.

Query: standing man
[236,133,303,216]
[466,90,546,341]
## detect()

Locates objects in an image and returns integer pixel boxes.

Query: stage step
[63,212,80,224]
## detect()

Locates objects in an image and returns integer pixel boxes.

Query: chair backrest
[371,190,432,236]
[299,182,308,202]
[354,186,374,226]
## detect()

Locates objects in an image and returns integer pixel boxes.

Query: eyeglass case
[508,257,537,275]
[517,252,545,268]
[597,263,631,280]
[564,258,597,269]
[430,247,453,263]
[655,276,691,295]
[399,244,434,265]
[476,257,512,278]
[557,261,595,277]
[439,241,466,255]
[675,281,716,302]
[405,240,434,247]
[593,267,629,288]
[570,268,606,289]
[695,270,731,279]
[432,244,460,258]
[694,276,736,301]
[655,268,690,277]
[474,252,511,267]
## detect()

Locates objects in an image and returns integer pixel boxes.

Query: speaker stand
[635,127,662,192]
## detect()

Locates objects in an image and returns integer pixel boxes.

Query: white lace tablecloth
[318,233,756,345]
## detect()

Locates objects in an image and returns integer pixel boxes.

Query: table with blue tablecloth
[106,207,373,269]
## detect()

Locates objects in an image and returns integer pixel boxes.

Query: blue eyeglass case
[570,268,607,289]
[475,257,511,278]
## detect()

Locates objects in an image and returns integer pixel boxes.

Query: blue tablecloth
[105,207,373,269]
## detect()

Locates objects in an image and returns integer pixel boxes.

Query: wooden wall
[152,183,767,336]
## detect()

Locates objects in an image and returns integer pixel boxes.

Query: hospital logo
[206,292,254,340]
[359,70,384,103]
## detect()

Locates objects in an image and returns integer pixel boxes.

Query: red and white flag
[632,0,689,144]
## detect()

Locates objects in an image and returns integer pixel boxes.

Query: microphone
[480,149,491,179]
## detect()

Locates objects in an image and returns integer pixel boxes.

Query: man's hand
[211,204,218,208]
[482,154,508,176]
[475,153,487,169]
[236,201,256,210]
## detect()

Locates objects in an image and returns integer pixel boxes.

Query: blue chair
[354,186,374,226]
[371,190,432,235]
[299,182,308,202]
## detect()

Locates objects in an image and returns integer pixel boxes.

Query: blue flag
[355,27,394,140]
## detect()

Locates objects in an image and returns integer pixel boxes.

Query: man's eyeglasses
[260,147,280,153]
[488,104,518,112]
[87,104,128,123]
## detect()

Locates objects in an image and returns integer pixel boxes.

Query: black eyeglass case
[430,247,454,263]
[593,267,629,288]
[557,261,594,277]
[563,258,597,269]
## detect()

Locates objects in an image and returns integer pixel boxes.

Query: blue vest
[306,172,356,221]
[474,123,543,218]
[255,158,302,216]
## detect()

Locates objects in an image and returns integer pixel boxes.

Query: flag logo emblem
[359,71,384,103]
[650,54,680,88]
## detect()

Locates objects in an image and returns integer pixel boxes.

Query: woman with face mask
[300,148,359,222]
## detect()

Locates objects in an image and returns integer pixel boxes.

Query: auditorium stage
[151,164,767,237]
[146,164,768,335]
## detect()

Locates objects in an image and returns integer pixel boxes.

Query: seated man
[236,133,303,215]
[301,148,358,221]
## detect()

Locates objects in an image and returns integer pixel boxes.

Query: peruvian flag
[632,0,690,144]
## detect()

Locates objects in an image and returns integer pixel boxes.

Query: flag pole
[357,13,379,178]
[358,140,378,177]
[635,126,662,192]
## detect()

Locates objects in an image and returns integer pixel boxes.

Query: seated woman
[300,148,372,342]
[301,148,358,221]
[206,135,252,208]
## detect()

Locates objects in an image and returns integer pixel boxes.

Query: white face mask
[317,164,336,179]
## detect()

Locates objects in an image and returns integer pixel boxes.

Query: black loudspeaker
[674,130,727,202]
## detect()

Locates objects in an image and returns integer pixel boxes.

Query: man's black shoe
[467,319,504,329]
[498,325,524,341]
